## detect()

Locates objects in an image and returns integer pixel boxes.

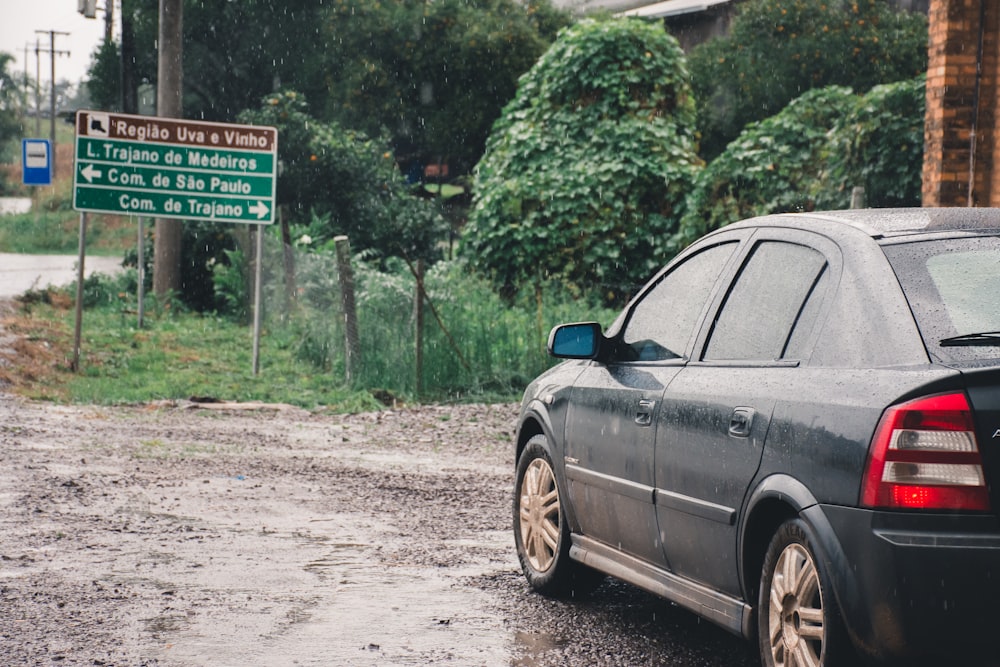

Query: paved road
[0,253,124,297]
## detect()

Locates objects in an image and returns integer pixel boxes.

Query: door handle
[636,399,656,426]
[729,407,755,438]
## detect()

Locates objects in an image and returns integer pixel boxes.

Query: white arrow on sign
[80,164,103,183]
[248,201,270,219]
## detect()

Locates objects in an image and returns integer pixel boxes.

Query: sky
[1,0,111,87]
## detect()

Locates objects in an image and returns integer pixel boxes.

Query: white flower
[298,234,313,246]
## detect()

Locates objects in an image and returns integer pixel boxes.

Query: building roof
[620,0,732,18]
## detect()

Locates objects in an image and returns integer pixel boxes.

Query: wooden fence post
[279,205,296,314]
[414,259,425,396]
[334,236,360,383]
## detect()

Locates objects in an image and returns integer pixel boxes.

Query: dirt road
[0,396,758,667]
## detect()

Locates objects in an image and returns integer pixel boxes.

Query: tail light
[861,392,991,511]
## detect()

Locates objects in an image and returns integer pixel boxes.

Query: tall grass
[280,248,618,400]
[5,232,618,406]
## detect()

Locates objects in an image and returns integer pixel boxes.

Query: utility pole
[34,39,40,137]
[153,0,184,298]
[121,0,137,113]
[22,43,29,94]
[35,30,70,178]
[104,0,115,44]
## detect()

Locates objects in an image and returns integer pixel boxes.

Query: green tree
[323,0,571,175]
[465,19,700,304]
[678,77,925,246]
[0,52,24,143]
[816,76,925,210]
[688,0,927,158]
[86,40,122,111]
[238,91,445,261]
[0,52,26,191]
[87,0,330,122]
[678,86,856,245]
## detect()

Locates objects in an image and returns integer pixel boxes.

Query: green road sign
[73,110,278,224]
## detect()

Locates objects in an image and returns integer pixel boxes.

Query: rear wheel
[758,518,851,667]
[513,435,602,597]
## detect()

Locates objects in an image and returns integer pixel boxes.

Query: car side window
[704,241,828,362]
[618,242,737,362]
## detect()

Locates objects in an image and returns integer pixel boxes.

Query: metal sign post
[71,212,88,372]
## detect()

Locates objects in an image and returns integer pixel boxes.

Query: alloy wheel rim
[518,457,561,572]
[768,543,825,667]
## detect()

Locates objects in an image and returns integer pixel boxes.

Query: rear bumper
[810,504,1000,663]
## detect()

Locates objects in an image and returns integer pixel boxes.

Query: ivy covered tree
[678,76,926,246]
[687,0,927,158]
[465,19,701,304]
[323,0,570,175]
[817,76,925,210]
[677,86,856,246]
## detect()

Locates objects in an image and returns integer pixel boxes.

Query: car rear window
[883,235,1000,363]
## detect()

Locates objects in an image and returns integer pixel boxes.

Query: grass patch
[0,246,619,409]
[0,164,136,255]
[0,209,135,255]
[0,295,384,411]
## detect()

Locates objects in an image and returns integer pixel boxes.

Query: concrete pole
[34,31,69,178]
[48,32,56,175]
[152,0,184,299]
[34,40,40,137]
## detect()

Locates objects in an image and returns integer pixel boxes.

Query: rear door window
[703,241,828,362]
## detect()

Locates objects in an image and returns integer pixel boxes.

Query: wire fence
[247,230,614,400]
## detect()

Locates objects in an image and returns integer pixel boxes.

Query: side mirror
[548,322,602,359]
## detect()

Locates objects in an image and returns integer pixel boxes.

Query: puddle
[149,526,515,666]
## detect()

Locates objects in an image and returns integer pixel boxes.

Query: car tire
[758,518,852,667]
[513,434,602,598]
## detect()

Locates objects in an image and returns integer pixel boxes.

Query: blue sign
[22,139,53,186]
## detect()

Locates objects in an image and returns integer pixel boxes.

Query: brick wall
[923,0,1000,206]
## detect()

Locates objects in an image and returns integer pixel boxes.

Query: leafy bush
[679,77,925,243]
[238,91,446,262]
[466,18,701,305]
[688,0,927,158]
[816,76,925,210]
[678,86,855,243]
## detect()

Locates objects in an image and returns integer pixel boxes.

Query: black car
[512,209,1000,666]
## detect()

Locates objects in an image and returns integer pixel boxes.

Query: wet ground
[0,397,759,666]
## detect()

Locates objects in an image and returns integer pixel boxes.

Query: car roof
[727,207,1000,239]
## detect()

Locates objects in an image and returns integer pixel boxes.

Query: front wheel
[513,434,602,598]
[758,518,852,667]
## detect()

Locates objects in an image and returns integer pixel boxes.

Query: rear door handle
[729,407,755,438]
[636,399,656,426]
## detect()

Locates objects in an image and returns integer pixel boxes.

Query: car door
[563,236,743,566]
[654,232,835,595]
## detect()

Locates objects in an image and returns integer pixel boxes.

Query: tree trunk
[153,0,184,299]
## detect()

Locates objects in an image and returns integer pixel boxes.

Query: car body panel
[514,209,1000,664]
[654,366,774,596]
[564,361,682,566]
